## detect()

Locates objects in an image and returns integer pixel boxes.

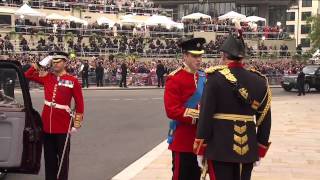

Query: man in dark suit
[81,60,89,88]
[119,61,128,88]
[95,62,104,87]
[194,34,272,180]
[156,60,166,87]
[297,68,305,96]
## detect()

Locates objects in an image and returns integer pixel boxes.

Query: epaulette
[205,65,227,74]
[168,67,182,76]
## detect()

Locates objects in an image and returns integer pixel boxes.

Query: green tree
[307,15,320,49]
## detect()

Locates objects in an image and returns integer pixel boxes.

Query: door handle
[0,113,6,120]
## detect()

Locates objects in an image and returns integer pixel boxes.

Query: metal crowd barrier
[27,73,284,89]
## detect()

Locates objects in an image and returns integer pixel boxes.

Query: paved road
[2,88,317,180]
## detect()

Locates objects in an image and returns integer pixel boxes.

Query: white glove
[39,56,53,67]
[70,127,78,133]
[197,155,204,169]
[254,158,261,167]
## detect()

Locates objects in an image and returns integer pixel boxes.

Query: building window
[237,5,259,16]
[301,11,312,21]
[286,25,295,33]
[301,38,310,47]
[0,15,11,25]
[269,6,287,26]
[302,0,312,7]
[287,12,295,21]
[301,24,311,34]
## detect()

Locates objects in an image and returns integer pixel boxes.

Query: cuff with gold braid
[183,108,199,124]
[193,139,207,155]
[258,142,271,158]
[74,113,83,128]
[184,108,199,118]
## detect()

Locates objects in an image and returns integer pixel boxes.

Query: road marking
[124,98,135,101]
[151,97,162,100]
[110,99,121,101]
[111,140,167,180]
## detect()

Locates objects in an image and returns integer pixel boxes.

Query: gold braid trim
[248,69,272,126]
[74,113,83,128]
[218,68,237,83]
[256,86,272,126]
[205,65,227,74]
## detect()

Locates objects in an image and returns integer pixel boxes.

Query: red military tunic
[25,66,84,134]
[164,67,201,153]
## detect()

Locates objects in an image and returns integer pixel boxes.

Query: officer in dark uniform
[297,67,305,96]
[193,34,272,180]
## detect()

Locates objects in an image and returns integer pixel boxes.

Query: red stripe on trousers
[173,152,181,180]
[208,160,216,180]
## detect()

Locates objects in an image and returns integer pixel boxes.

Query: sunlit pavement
[131,92,320,180]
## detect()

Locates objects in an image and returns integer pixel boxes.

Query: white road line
[111,140,167,180]
[110,99,121,101]
[151,97,162,100]
[124,98,135,101]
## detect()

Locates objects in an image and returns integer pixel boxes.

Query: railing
[1,24,291,41]
[0,1,173,17]
[8,25,184,38]
[27,73,283,88]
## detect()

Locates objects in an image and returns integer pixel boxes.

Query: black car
[281,65,320,92]
[0,61,42,176]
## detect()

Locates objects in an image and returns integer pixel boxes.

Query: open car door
[0,61,42,174]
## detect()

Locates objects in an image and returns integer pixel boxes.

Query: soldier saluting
[25,52,84,180]
[194,31,272,180]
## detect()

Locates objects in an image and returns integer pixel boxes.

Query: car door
[315,67,320,90]
[0,61,42,174]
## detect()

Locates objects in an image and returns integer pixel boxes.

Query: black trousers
[172,151,201,180]
[119,75,127,87]
[96,76,103,87]
[208,160,253,180]
[43,133,70,180]
[82,76,89,88]
[157,75,165,87]
[298,82,305,95]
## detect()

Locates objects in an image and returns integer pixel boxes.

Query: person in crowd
[81,60,89,88]
[95,61,104,87]
[119,60,128,88]
[156,60,166,88]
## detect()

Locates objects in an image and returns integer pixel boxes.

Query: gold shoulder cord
[256,85,271,126]
[248,69,272,126]
[218,68,237,83]
[205,65,227,74]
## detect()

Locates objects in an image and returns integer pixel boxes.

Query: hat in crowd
[49,51,69,63]
[220,35,245,60]
[179,38,206,55]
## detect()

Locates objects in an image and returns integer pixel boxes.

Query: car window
[0,68,24,108]
[303,66,319,75]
